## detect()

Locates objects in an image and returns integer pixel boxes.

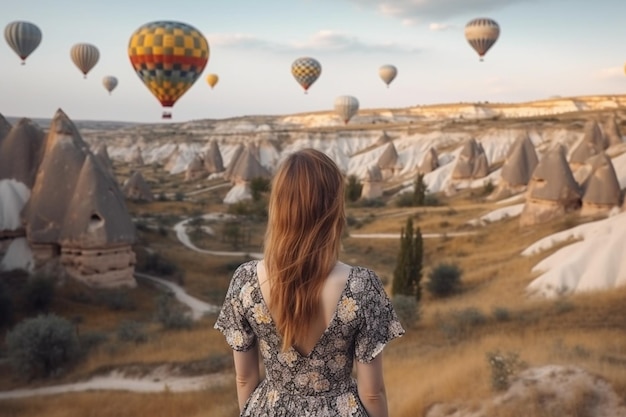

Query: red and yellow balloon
[128,21,209,119]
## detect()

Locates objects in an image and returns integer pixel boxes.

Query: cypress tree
[413,173,427,206]
[392,217,423,300]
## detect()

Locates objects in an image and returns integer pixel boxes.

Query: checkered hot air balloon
[128,21,209,119]
[291,57,321,94]
[464,18,500,61]
[4,21,42,65]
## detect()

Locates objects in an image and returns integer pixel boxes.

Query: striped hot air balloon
[334,95,359,125]
[291,57,321,94]
[128,21,209,119]
[464,18,500,61]
[4,21,42,65]
[70,43,100,78]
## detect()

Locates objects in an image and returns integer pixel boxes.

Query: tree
[249,176,270,202]
[345,175,363,202]
[392,217,423,300]
[6,314,79,379]
[413,172,427,206]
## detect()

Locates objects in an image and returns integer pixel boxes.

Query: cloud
[429,23,454,31]
[209,30,419,54]
[593,66,623,80]
[347,0,538,21]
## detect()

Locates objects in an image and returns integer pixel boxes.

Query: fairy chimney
[520,145,582,226]
[452,138,489,179]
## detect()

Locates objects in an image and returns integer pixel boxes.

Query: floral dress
[214,260,405,417]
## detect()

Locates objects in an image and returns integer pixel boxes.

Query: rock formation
[94,143,115,178]
[580,153,622,216]
[0,118,45,188]
[602,116,623,147]
[569,120,606,168]
[223,145,271,204]
[0,114,12,143]
[223,143,245,181]
[122,171,154,202]
[374,131,391,147]
[204,140,224,174]
[185,154,206,181]
[419,147,439,174]
[377,142,399,179]
[20,109,136,287]
[451,138,489,179]
[361,165,383,200]
[0,180,30,239]
[520,145,582,226]
[491,133,538,199]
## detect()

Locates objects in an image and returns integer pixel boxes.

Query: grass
[2,159,625,416]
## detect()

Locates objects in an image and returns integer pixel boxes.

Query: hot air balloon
[4,21,42,65]
[379,65,397,88]
[102,76,118,95]
[334,95,359,125]
[128,21,209,119]
[464,18,500,61]
[206,73,219,89]
[70,43,100,78]
[291,57,321,94]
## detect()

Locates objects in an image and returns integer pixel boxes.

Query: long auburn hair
[263,148,346,352]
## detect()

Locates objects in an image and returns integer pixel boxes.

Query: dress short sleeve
[354,269,405,363]
[213,264,257,351]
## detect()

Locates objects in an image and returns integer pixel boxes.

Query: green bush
[79,331,108,351]
[487,350,527,391]
[23,274,56,313]
[96,289,136,311]
[345,175,363,202]
[6,314,79,379]
[427,263,462,297]
[392,295,419,328]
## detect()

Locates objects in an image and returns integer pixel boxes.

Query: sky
[1,0,626,123]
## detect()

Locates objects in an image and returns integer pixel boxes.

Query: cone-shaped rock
[204,140,224,173]
[229,145,271,183]
[419,147,439,174]
[223,143,245,181]
[377,142,398,170]
[501,133,538,187]
[0,118,45,187]
[520,145,582,226]
[452,138,489,179]
[374,131,391,147]
[361,165,383,200]
[122,171,153,202]
[59,154,135,248]
[581,153,622,215]
[185,154,206,181]
[94,143,115,177]
[22,109,91,244]
[570,121,606,165]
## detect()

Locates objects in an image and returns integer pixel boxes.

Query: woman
[214,148,404,417]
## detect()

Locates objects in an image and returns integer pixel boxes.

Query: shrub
[345,175,363,202]
[155,293,193,330]
[492,307,512,322]
[394,192,414,208]
[392,295,419,328]
[117,320,148,343]
[23,274,56,313]
[427,263,462,297]
[6,314,79,379]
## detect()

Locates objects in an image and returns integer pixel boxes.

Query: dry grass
[2,164,626,416]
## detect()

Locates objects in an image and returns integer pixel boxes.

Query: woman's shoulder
[231,260,259,286]
[346,265,386,294]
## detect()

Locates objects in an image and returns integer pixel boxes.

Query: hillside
[1,94,626,417]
